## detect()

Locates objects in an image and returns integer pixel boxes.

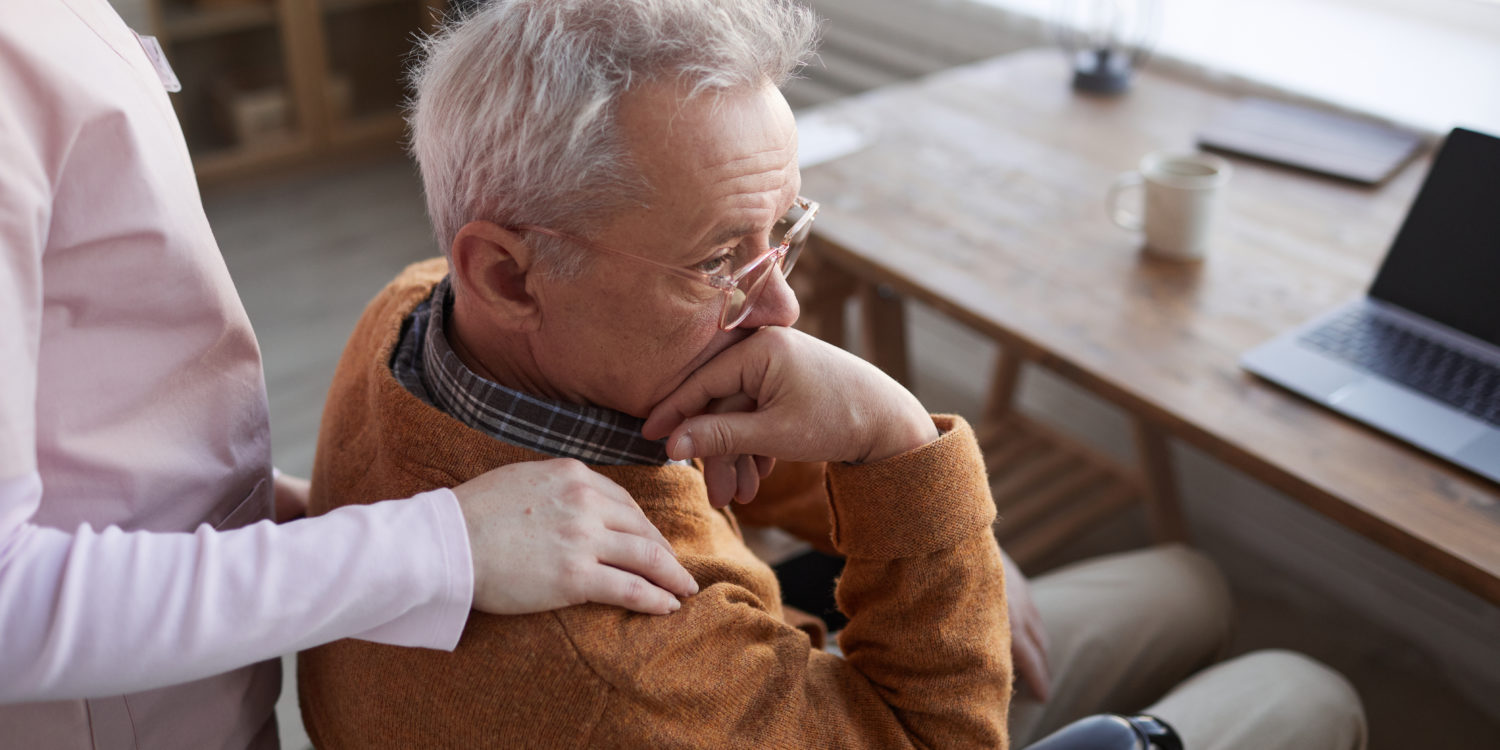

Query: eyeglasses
[514,196,819,331]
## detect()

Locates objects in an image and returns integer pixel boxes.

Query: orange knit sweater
[298,259,1012,749]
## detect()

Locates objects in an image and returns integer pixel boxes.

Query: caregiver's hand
[454,459,698,616]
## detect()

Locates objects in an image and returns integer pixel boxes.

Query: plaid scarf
[391,277,671,466]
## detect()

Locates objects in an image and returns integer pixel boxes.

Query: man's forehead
[620,81,798,186]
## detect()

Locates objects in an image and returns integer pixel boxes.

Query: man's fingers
[665,411,773,461]
[733,453,760,504]
[701,455,738,509]
[642,367,742,439]
[597,531,699,599]
[642,338,766,439]
[754,455,775,479]
[580,564,685,615]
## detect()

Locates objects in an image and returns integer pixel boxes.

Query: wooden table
[794,49,1500,605]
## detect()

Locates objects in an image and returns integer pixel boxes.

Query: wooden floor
[201,1,1498,747]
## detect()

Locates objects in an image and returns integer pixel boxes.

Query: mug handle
[1107,172,1144,231]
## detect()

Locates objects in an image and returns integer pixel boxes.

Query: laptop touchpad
[1454,431,1500,468]
[1330,381,1486,453]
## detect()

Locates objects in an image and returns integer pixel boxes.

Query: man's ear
[449,221,543,332]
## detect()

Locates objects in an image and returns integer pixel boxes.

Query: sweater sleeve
[578,416,1012,749]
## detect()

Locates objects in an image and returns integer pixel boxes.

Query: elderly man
[299,1,1367,748]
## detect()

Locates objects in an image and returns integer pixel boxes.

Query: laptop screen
[1369,127,1500,348]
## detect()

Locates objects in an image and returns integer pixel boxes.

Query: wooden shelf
[329,111,407,147]
[162,3,277,42]
[151,0,444,184]
[191,134,317,182]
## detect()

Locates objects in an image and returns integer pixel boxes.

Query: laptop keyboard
[1300,307,1500,427]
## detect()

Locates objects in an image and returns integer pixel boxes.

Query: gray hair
[408,0,821,274]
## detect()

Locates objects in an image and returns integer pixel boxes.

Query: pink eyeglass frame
[513,196,819,330]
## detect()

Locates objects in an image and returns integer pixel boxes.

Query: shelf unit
[146,0,446,184]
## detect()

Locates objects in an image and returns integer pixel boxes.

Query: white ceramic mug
[1107,151,1232,261]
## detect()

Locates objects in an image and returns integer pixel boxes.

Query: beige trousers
[1009,545,1367,750]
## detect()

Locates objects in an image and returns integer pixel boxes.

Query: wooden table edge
[810,233,1500,607]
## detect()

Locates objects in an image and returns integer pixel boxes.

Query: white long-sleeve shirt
[0,1,473,746]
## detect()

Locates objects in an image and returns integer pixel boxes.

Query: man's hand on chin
[642,326,939,475]
[694,393,776,508]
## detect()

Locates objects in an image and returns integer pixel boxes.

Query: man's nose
[737,268,800,330]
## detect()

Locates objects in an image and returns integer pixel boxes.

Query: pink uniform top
[0,1,474,747]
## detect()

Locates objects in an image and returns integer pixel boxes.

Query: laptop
[1241,127,1500,484]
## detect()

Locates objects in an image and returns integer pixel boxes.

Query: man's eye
[695,252,734,276]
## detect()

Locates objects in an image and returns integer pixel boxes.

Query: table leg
[792,247,857,348]
[858,282,912,387]
[982,347,1025,424]
[1132,419,1190,543]
[977,346,1026,460]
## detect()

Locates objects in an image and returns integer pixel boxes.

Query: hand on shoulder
[454,458,699,616]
